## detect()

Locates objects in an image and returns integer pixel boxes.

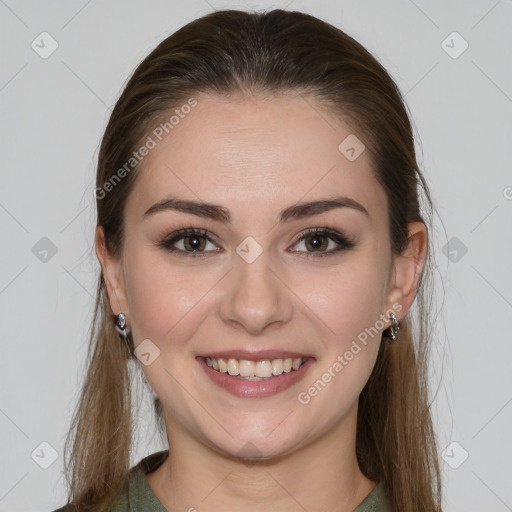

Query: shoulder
[353,480,393,512]
[134,449,169,474]
[50,450,170,512]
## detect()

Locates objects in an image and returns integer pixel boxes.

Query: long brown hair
[62,9,442,511]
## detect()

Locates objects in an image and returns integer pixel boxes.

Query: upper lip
[196,350,314,361]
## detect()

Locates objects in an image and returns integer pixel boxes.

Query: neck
[145,405,376,512]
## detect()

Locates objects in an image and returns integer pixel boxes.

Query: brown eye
[291,228,355,257]
[159,228,220,257]
[182,234,207,251]
[303,233,329,252]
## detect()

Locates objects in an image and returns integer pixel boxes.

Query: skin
[96,91,427,512]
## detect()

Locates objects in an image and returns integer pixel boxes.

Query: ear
[95,226,130,322]
[384,221,428,323]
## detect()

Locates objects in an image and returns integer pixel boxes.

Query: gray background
[1,0,511,510]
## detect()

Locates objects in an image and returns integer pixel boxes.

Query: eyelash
[158,226,355,259]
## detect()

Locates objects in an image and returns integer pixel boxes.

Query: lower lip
[197,357,315,398]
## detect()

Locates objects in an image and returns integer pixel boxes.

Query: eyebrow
[143,196,369,223]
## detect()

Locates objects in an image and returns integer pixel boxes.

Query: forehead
[125,93,387,226]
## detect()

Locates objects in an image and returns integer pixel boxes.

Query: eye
[158,226,355,259]
[289,227,355,258]
[159,227,220,257]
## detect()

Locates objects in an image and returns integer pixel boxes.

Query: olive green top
[52,450,392,511]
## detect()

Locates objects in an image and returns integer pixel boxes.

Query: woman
[53,8,442,512]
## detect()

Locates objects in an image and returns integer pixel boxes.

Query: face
[98,92,413,461]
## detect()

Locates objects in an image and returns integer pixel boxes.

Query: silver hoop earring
[113,312,133,355]
[386,312,400,340]
[112,313,134,357]
[115,312,127,337]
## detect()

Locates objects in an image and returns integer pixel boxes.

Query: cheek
[292,262,387,419]
[123,246,213,348]
[292,257,388,348]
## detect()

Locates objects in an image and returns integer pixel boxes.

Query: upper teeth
[206,357,304,377]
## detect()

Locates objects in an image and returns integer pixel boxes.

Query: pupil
[308,235,326,251]
[186,236,203,251]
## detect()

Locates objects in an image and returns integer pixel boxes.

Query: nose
[219,249,293,335]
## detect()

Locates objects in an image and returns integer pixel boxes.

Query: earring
[386,312,400,340]
[113,312,133,355]
[115,312,127,337]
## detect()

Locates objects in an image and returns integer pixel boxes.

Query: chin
[202,427,303,464]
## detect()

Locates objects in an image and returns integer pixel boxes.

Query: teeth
[227,358,239,376]
[205,356,305,378]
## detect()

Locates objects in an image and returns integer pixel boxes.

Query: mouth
[196,353,315,398]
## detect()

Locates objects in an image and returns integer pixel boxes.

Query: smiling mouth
[203,356,310,380]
